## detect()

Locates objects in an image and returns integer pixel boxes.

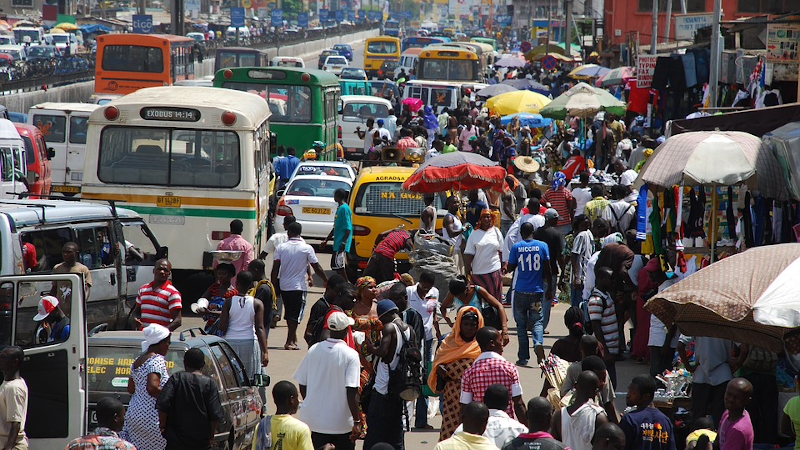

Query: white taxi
[323,55,349,75]
[275,175,353,238]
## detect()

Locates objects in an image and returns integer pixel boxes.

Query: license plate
[51,185,80,193]
[157,196,181,207]
[302,207,330,215]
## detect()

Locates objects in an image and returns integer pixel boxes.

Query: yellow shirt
[435,431,500,450]
[270,415,314,450]
[784,396,800,450]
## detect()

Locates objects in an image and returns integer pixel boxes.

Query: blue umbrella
[501,78,550,96]
[500,112,553,128]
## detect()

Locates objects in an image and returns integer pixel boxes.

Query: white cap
[141,323,170,352]
[327,311,355,332]
[33,296,59,321]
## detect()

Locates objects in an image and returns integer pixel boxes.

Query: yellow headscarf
[427,306,484,393]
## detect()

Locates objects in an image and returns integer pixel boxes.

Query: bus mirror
[47,148,55,159]
[270,131,277,154]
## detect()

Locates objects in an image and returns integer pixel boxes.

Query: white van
[28,103,101,196]
[0,119,30,198]
[0,199,166,449]
[395,48,422,78]
[225,26,251,42]
[402,79,460,114]
[12,26,44,45]
[271,56,305,68]
[338,95,392,156]
[46,32,78,55]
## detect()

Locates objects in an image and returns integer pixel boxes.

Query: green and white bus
[81,86,273,294]
[213,66,341,160]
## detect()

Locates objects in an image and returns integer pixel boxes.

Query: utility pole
[650,0,658,54]
[545,0,551,54]
[564,0,572,56]
[138,0,145,14]
[664,0,672,44]
[708,0,722,108]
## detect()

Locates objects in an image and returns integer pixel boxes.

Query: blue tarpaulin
[80,23,111,33]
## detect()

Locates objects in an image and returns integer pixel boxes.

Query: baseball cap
[544,208,559,220]
[327,311,355,331]
[377,119,385,126]
[33,296,59,321]
[377,299,399,318]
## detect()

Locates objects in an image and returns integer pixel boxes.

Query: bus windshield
[354,182,444,217]
[102,45,163,72]
[221,82,311,123]
[418,59,476,81]
[367,40,398,54]
[98,126,240,187]
[13,29,39,43]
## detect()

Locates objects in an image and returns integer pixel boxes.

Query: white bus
[81,86,273,293]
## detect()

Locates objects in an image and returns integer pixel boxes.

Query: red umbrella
[402,97,423,112]
[402,151,509,193]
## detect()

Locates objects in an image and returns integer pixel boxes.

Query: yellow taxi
[347,165,447,278]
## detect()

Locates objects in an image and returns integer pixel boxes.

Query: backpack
[579,290,607,336]
[387,322,423,401]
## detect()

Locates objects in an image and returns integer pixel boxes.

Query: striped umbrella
[595,66,635,87]
[568,64,610,79]
[646,244,800,353]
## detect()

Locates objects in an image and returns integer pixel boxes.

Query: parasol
[501,78,550,95]
[539,82,626,120]
[486,90,551,116]
[401,97,423,112]
[402,151,508,193]
[54,22,78,30]
[595,66,635,87]
[646,244,800,353]
[494,55,527,68]
[476,84,518,97]
[500,112,552,128]
[568,64,610,79]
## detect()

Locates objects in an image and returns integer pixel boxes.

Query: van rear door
[2,273,86,450]
[65,114,89,190]
[30,111,69,193]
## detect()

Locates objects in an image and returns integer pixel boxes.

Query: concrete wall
[1,27,380,113]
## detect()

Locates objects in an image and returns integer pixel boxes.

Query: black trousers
[691,381,728,428]
[363,390,405,450]
[311,432,354,450]
[744,372,778,444]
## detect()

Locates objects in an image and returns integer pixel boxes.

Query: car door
[209,342,260,450]
[120,220,161,325]
[2,273,87,450]
[72,222,122,330]
[66,114,89,189]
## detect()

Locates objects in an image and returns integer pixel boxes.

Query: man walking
[588,267,619,387]
[66,397,135,450]
[219,271,269,374]
[215,219,254,274]
[272,222,328,350]
[134,258,182,330]
[405,271,438,430]
[461,327,527,424]
[534,209,565,332]
[503,397,568,450]
[294,311,361,450]
[506,222,552,366]
[0,346,27,450]
[321,188,352,279]
[157,348,225,450]
[364,300,416,450]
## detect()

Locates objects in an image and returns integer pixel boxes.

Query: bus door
[2,273,87,450]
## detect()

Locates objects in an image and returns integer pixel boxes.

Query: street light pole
[564,0,572,56]
[651,0,658,54]
[708,0,722,108]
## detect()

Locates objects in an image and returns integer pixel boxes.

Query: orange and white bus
[94,34,195,95]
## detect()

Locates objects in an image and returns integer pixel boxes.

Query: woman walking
[122,324,171,450]
[427,306,483,441]
[464,208,504,304]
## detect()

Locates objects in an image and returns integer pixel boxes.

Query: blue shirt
[620,407,677,450]
[465,200,488,228]
[275,155,300,180]
[509,238,550,293]
[333,203,353,252]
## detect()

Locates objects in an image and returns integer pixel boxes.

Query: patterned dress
[121,354,169,450]
[438,358,474,441]
[348,311,383,438]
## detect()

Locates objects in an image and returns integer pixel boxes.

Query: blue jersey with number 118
[509,238,550,293]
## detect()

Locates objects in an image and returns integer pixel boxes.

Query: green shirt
[785,396,800,450]
[333,203,353,252]
[442,143,457,154]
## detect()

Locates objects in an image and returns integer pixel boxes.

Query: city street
[181,248,642,450]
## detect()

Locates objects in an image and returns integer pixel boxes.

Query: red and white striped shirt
[137,280,182,327]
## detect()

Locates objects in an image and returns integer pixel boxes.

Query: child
[718,378,754,450]
[684,417,716,450]
[619,375,676,450]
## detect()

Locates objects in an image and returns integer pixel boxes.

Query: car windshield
[341,68,366,79]
[285,178,350,197]
[87,345,184,393]
[222,82,312,123]
[327,57,346,64]
[28,47,55,57]
[51,34,69,43]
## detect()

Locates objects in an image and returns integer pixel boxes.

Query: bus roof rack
[14,193,125,218]
[179,327,208,341]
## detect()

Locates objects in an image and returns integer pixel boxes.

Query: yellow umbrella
[54,22,78,30]
[486,90,551,116]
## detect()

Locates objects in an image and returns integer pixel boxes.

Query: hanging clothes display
[726,186,737,240]
[686,188,706,238]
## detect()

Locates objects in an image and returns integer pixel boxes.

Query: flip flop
[284,344,300,350]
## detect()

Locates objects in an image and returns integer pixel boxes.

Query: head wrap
[355,276,376,297]
[552,171,567,190]
[427,306,484,393]
[423,106,438,130]
[141,323,170,352]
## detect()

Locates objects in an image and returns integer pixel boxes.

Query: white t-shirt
[377,127,391,142]
[465,227,503,275]
[265,232,288,255]
[364,128,377,152]
[407,284,440,340]
[619,169,638,186]
[274,238,318,291]
[572,187,593,215]
[601,200,635,232]
[294,338,360,434]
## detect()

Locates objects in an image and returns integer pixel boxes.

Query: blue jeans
[500,219,514,237]
[542,274,558,330]
[513,291,543,362]
[571,283,584,307]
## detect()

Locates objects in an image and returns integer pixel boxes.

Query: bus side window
[22,228,72,272]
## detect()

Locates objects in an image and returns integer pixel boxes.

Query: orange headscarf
[427,306,484,393]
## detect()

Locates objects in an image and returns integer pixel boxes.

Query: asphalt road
[180,245,645,450]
